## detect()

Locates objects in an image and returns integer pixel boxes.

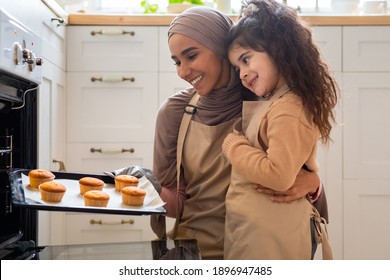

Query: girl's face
[169,34,230,96]
[228,44,285,97]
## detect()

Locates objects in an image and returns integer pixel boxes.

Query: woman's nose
[178,63,190,79]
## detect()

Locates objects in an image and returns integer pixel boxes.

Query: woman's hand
[252,168,320,203]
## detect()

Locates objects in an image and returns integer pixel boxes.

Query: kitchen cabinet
[63,25,176,244]
[310,26,343,260]
[66,26,159,172]
[342,26,390,259]
[37,2,67,246]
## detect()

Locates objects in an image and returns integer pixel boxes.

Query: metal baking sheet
[10,169,166,215]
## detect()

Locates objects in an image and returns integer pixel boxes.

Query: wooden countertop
[68,13,390,26]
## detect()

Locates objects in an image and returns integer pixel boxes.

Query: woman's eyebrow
[171,47,199,60]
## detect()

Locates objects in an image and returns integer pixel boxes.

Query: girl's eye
[242,57,249,64]
[173,60,181,66]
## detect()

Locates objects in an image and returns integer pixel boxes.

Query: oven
[0,8,200,260]
[0,8,42,260]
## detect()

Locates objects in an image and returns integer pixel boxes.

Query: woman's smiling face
[169,34,230,96]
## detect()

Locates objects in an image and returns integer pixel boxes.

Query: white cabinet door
[40,61,66,170]
[67,26,158,72]
[40,3,66,70]
[344,179,390,259]
[66,72,158,143]
[37,1,67,246]
[343,26,390,72]
[312,26,342,72]
[343,73,390,179]
[342,26,390,260]
[314,73,343,260]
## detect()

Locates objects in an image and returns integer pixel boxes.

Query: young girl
[222,0,339,259]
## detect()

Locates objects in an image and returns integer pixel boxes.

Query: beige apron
[224,87,332,260]
[170,93,239,260]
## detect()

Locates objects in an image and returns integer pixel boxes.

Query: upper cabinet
[312,26,342,72]
[343,26,390,72]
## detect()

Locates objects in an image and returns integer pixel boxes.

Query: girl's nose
[240,70,248,80]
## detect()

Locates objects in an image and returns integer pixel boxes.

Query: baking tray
[10,168,166,215]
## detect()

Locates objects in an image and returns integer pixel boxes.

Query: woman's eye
[243,57,249,64]
[173,60,181,66]
[188,53,198,60]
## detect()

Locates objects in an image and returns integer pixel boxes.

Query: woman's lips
[190,74,204,86]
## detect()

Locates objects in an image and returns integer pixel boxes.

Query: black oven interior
[0,71,38,259]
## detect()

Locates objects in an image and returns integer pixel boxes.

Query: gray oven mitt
[105,165,162,194]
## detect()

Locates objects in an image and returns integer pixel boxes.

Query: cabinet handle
[51,17,65,27]
[52,159,66,171]
[90,147,135,154]
[90,77,135,83]
[90,219,135,225]
[90,30,135,36]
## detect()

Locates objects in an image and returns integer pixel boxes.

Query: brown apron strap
[170,93,201,238]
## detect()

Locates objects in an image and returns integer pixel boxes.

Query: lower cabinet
[65,213,155,244]
[342,72,390,259]
[64,213,175,245]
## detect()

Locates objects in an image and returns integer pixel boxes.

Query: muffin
[39,181,66,203]
[83,190,110,207]
[79,177,105,195]
[28,169,55,188]
[115,175,139,192]
[121,186,146,206]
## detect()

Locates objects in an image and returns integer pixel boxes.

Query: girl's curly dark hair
[227,0,339,144]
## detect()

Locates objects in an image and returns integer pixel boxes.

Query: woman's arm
[251,168,321,202]
[160,174,187,218]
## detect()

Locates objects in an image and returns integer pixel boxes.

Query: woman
[151,6,325,260]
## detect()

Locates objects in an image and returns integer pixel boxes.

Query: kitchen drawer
[66,142,153,173]
[343,26,390,72]
[67,26,158,72]
[66,72,158,142]
[64,213,156,245]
